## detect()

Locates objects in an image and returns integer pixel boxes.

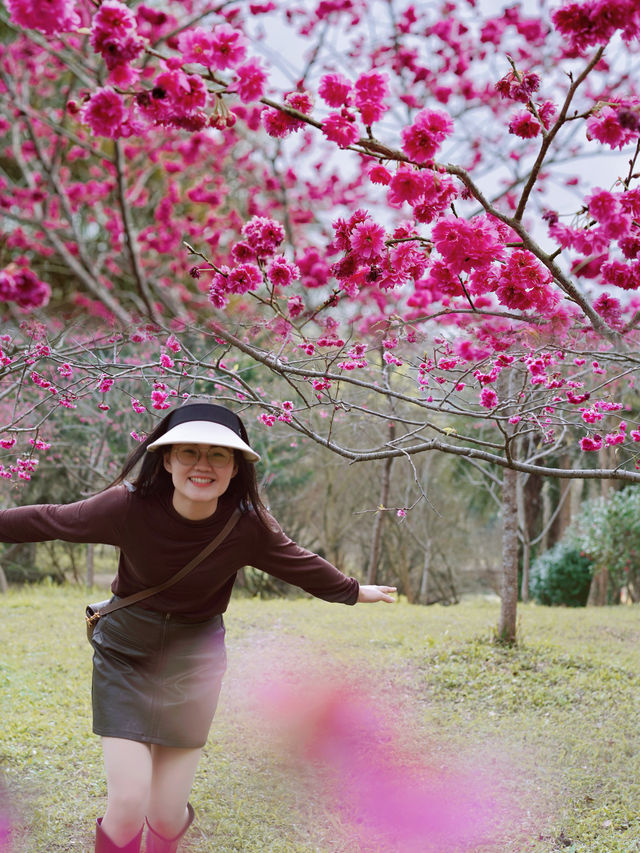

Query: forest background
[0,0,640,643]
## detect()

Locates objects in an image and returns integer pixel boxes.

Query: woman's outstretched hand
[357,584,397,603]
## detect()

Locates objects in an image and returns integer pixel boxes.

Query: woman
[0,399,395,853]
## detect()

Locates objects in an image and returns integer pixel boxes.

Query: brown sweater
[0,485,359,618]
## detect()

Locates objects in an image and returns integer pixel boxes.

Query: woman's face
[163,443,238,520]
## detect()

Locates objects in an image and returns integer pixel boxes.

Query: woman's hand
[357,584,397,603]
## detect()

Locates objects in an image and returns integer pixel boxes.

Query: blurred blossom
[255,667,522,852]
[0,782,12,852]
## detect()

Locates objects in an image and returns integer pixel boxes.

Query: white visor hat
[147,404,260,462]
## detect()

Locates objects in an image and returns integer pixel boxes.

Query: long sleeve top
[0,485,359,618]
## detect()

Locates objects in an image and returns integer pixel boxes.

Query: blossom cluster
[0,457,39,481]
[0,267,50,309]
[6,0,79,35]
[314,71,390,147]
[552,0,640,55]
[385,165,459,224]
[330,211,431,293]
[586,104,640,150]
[401,109,454,163]
[207,216,296,306]
[547,185,640,295]
[42,0,269,137]
[90,0,144,84]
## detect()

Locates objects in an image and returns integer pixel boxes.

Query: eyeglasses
[173,446,235,468]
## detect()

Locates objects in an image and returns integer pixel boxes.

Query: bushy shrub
[529,541,593,606]
[576,488,640,601]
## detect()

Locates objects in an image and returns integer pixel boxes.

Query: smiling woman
[162,444,238,521]
[0,397,395,853]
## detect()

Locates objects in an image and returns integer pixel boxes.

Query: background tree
[1,0,640,641]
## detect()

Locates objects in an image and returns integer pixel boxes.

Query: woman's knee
[107,785,149,820]
[102,738,152,826]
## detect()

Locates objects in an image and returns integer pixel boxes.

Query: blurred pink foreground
[257,667,518,852]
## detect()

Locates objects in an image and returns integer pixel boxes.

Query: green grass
[1,585,639,852]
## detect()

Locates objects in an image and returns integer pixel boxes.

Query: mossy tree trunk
[498,466,519,644]
[366,422,395,585]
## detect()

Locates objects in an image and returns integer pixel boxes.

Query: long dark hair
[107,402,272,529]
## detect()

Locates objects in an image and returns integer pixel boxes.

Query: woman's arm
[0,486,129,544]
[249,516,396,606]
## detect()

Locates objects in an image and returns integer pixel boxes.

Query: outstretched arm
[357,584,397,603]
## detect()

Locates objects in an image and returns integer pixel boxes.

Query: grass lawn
[1,585,639,852]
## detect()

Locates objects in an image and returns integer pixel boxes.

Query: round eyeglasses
[173,446,235,468]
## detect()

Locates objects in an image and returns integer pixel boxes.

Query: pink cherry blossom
[368,165,391,185]
[267,257,300,287]
[146,70,208,122]
[227,263,263,294]
[151,388,170,410]
[601,260,639,290]
[208,24,247,70]
[605,431,625,446]
[177,27,218,66]
[495,70,541,103]
[284,90,313,114]
[432,215,504,274]
[587,107,639,150]
[263,108,303,138]
[234,61,267,103]
[318,73,352,108]
[350,220,386,262]
[411,170,459,223]
[552,0,639,53]
[387,166,425,205]
[580,434,603,451]
[353,71,389,125]
[288,295,304,317]
[1,267,51,309]
[165,334,181,353]
[6,0,80,34]
[401,108,454,163]
[480,387,499,408]
[297,247,330,288]
[90,1,143,70]
[0,271,17,301]
[322,110,360,148]
[593,293,623,327]
[509,110,541,138]
[242,216,285,256]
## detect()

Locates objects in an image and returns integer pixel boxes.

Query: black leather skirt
[90,600,226,748]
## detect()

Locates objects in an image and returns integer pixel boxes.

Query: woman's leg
[101,737,152,845]
[146,745,202,837]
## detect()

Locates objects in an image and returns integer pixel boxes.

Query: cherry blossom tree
[1,0,640,639]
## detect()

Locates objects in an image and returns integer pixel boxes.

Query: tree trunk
[418,543,430,605]
[0,564,7,593]
[366,422,395,585]
[556,481,573,539]
[498,466,519,644]
[520,540,531,603]
[516,472,531,602]
[541,480,551,552]
[587,565,609,605]
[599,445,615,499]
[86,543,94,588]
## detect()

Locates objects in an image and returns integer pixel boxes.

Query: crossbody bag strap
[95,507,243,618]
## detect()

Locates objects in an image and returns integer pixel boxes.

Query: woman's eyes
[175,446,232,465]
